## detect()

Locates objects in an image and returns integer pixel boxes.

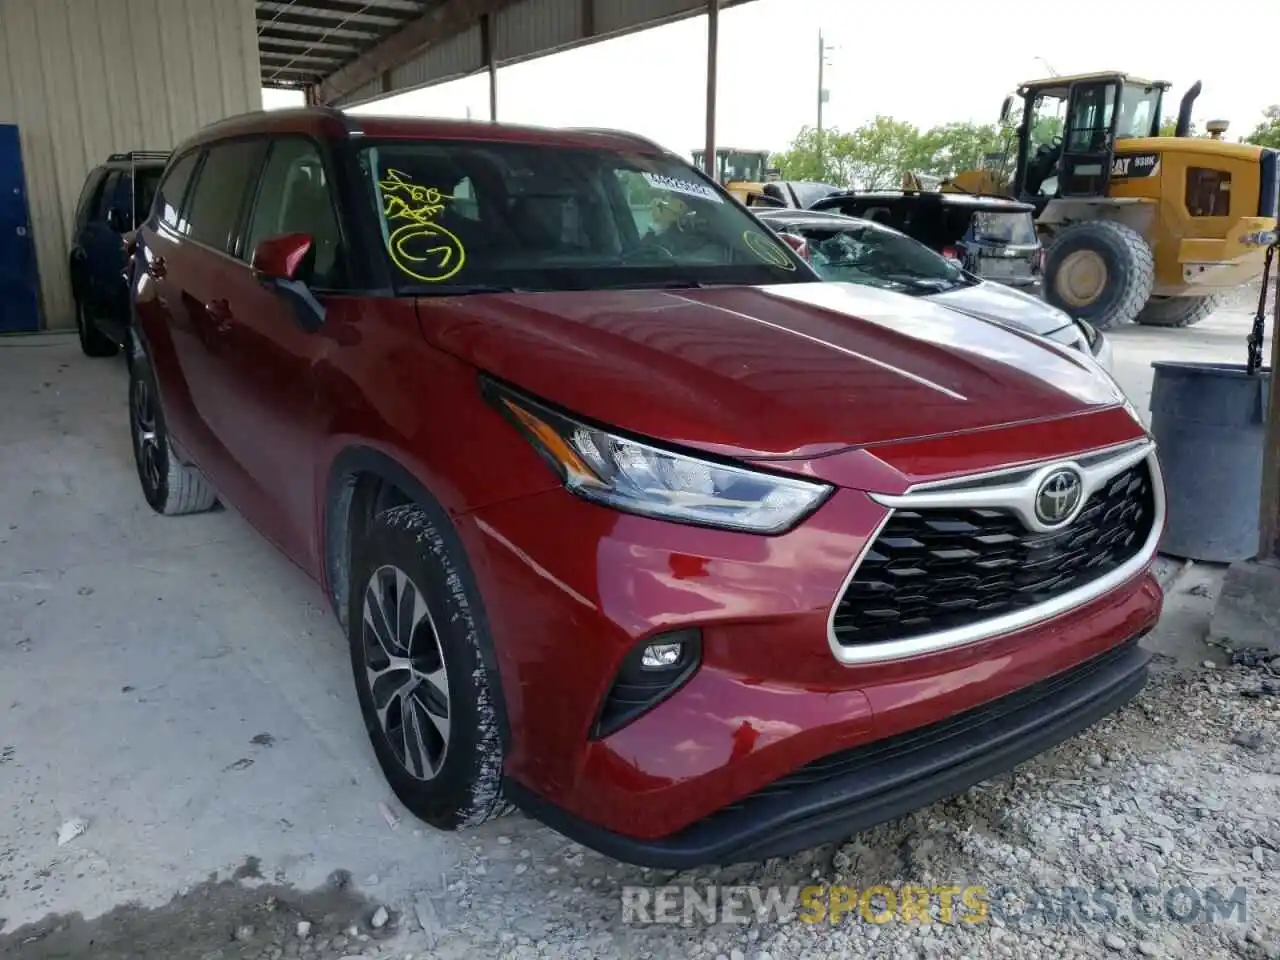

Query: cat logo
[1111,153,1160,179]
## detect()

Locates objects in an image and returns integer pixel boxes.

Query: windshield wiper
[412,284,532,296]
[598,279,716,291]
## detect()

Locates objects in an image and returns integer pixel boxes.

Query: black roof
[817,190,1034,212]
[104,150,171,168]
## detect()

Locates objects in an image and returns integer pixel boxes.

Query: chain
[1248,242,1278,376]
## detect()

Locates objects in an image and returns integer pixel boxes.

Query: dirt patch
[0,867,394,960]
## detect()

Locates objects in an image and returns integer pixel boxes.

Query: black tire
[1044,221,1155,330]
[128,341,218,516]
[347,502,510,830]
[75,297,119,358]
[1135,294,1221,328]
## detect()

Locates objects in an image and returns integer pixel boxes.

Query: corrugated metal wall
[0,0,261,330]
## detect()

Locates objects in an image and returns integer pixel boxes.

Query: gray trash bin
[1149,361,1271,563]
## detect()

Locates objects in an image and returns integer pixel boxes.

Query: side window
[183,140,268,255]
[134,169,163,228]
[156,152,200,232]
[95,171,123,220]
[245,139,345,288]
[74,169,106,226]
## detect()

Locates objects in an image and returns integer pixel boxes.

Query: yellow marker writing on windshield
[377,169,466,283]
[743,230,798,270]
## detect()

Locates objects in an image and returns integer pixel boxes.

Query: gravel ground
[6,649,1275,960]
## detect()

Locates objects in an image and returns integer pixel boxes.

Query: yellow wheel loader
[691,147,780,205]
[955,73,1279,329]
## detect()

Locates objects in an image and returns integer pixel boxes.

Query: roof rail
[108,150,172,163]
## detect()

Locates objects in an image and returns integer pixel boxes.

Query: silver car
[755,208,1111,370]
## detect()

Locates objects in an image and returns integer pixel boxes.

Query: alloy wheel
[361,564,451,781]
[131,370,164,494]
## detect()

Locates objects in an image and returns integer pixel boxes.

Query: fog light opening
[592,628,703,739]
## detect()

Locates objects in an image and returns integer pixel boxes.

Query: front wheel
[347,502,509,830]
[1043,221,1154,330]
[128,345,218,515]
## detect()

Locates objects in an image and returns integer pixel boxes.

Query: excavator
[691,147,781,205]
[935,73,1278,329]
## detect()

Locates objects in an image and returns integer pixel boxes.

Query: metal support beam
[703,0,718,180]
[1259,268,1280,558]
[317,0,515,105]
[481,13,497,120]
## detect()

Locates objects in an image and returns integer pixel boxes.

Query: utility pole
[816,31,834,175]
[704,0,720,179]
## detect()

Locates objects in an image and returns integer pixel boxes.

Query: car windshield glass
[969,210,1038,245]
[357,141,808,293]
[786,221,969,294]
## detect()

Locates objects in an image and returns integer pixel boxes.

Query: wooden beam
[317,0,515,105]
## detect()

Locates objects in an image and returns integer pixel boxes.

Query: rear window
[967,210,1038,245]
[356,140,810,293]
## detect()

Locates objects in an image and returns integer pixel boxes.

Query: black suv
[68,151,170,356]
[812,191,1042,290]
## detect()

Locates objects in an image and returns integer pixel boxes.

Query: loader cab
[1010,73,1170,204]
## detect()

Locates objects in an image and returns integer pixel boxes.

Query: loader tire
[1135,294,1221,328]
[1044,221,1155,330]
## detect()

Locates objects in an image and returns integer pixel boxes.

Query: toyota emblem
[1035,468,1084,526]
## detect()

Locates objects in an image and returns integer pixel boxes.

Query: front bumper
[506,632,1151,867]
[462,412,1161,863]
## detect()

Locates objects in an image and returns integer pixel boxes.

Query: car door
[68,167,106,308]
[200,136,348,567]
[81,169,126,317]
[136,150,216,465]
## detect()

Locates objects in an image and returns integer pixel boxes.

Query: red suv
[130,109,1164,867]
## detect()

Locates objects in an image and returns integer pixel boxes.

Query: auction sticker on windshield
[643,173,724,204]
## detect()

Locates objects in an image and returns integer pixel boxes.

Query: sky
[263,0,1280,157]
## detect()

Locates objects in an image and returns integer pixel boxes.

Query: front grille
[833,461,1155,647]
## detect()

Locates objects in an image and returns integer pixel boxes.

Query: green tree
[1158,118,1199,137]
[1245,105,1280,148]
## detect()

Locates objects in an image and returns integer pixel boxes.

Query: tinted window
[183,140,267,254]
[358,140,807,292]
[245,138,344,287]
[96,171,123,220]
[74,169,106,225]
[134,168,164,227]
[156,152,200,231]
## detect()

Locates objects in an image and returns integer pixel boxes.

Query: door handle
[206,298,233,335]
[146,255,166,279]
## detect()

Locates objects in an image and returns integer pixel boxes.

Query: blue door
[0,124,41,333]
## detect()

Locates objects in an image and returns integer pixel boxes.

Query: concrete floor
[0,303,1270,934]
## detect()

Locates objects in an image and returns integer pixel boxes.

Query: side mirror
[107,207,130,232]
[251,233,325,332]
[251,233,314,282]
[999,95,1013,125]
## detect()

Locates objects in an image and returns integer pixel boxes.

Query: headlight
[487,382,832,534]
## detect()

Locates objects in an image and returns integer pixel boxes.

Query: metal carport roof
[256,0,754,109]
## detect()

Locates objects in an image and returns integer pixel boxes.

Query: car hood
[927,281,1073,337]
[418,281,1126,460]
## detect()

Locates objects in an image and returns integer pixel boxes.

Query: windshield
[784,221,969,295]
[722,151,765,184]
[968,209,1039,245]
[358,142,808,293]
[1117,83,1161,139]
